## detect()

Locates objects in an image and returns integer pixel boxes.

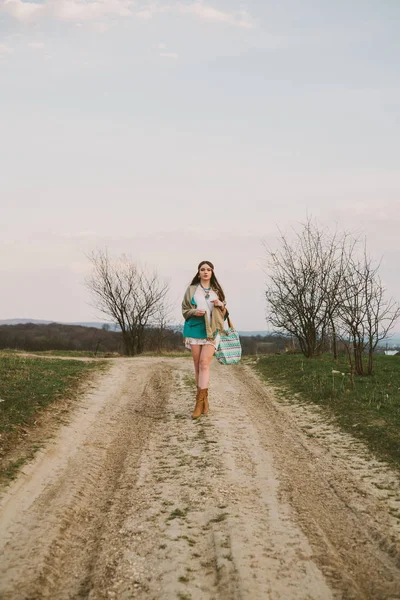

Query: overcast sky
[1,0,399,331]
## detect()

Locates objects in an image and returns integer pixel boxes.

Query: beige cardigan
[182,284,228,339]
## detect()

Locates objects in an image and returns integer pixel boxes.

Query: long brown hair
[190,260,226,302]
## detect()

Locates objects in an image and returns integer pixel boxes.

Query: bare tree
[86,249,170,356]
[322,234,358,360]
[151,299,174,354]
[337,246,400,375]
[265,219,400,372]
[264,219,347,358]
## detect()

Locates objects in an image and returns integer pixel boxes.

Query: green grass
[182,374,196,388]
[209,513,228,524]
[0,353,107,456]
[252,354,400,468]
[141,351,190,358]
[4,349,190,358]
[5,349,119,358]
[26,350,190,358]
[2,456,29,481]
[167,507,189,521]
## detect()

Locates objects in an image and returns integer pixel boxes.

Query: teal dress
[183,297,207,339]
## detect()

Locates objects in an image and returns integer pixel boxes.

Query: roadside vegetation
[0,352,107,482]
[264,218,400,376]
[0,322,287,357]
[252,353,400,468]
[4,349,120,358]
[0,322,123,354]
[0,321,185,356]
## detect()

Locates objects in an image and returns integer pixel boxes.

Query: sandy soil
[0,357,400,599]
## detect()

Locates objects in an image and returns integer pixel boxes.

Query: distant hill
[238,330,272,337]
[0,321,183,354]
[0,319,272,337]
[0,319,117,330]
[0,318,55,326]
[379,333,400,348]
[1,319,399,347]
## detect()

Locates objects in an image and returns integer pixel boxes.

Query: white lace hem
[184,334,221,351]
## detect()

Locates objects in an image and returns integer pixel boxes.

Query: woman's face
[199,263,213,282]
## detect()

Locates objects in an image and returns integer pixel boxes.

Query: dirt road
[1,357,400,600]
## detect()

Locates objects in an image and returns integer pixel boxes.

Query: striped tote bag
[215,317,242,365]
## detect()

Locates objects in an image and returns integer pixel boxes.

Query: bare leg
[198,344,216,389]
[190,345,202,386]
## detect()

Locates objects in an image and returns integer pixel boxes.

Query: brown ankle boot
[202,389,209,415]
[192,389,206,419]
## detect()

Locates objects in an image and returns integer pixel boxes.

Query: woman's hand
[212,299,224,309]
[195,309,206,316]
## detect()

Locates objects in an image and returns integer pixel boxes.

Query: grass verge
[0,352,107,482]
[141,351,190,358]
[4,349,191,358]
[4,349,120,358]
[251,353,400,469]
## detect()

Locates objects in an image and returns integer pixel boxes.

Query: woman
[182,261,228,419]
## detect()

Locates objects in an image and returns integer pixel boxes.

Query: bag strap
[226,315,234,329]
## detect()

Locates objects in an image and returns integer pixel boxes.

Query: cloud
[1,0,44,20]
[28,41,45,49]
[1,0,254,29]
[178,2,254,29]
[60,230,97,240]
[1,0,134,21]
[136,7,153,20]
[89,20,111,32]
[51,0,134,22]
[139,2,254,28]
[156,42,178,59]
[0,42,13,55]
[160,51,178,59]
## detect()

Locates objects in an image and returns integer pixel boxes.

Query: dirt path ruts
[0,357,399,599]
[213,363,400,599]
[0,359,173,599]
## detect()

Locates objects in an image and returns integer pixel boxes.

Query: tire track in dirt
[211,362,400,600]
[99,360,333,600]
[1,357,400,599]
[91,364,243,600]
[0,358,173,599]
